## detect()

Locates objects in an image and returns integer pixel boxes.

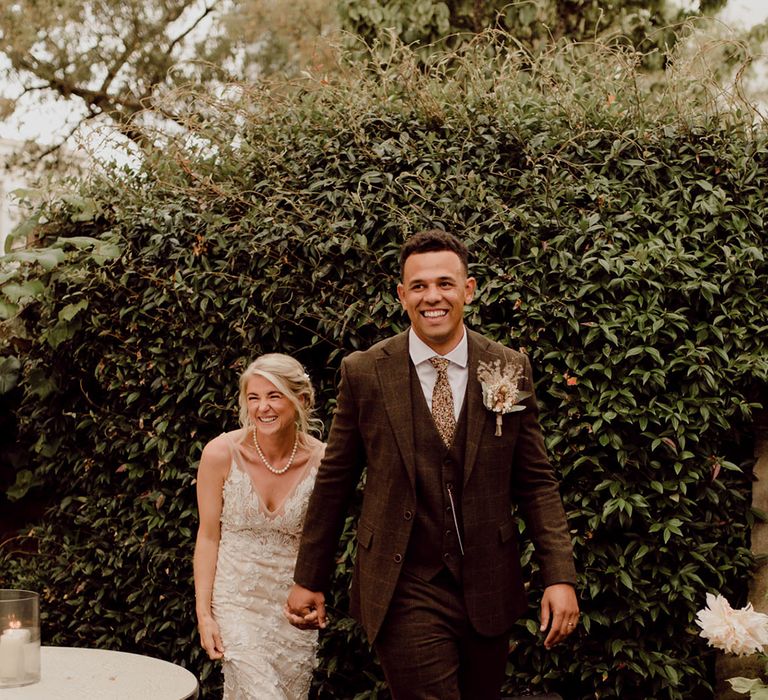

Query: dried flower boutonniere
[476,359,531,436]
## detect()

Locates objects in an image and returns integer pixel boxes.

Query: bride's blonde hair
[238,354,322,442]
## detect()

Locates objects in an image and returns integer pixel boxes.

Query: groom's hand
[284,583,327,630]
[540,583,579,649]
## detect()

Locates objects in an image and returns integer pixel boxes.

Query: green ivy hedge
[1,39,767,699]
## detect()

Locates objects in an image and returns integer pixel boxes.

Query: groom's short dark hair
[399,229,469,277]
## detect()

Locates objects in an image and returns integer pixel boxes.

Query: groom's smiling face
[397,249,476,355]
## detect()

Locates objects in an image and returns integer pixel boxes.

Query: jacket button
[443,553,451,561]
[393,553,402,563]
[404,510,413,520]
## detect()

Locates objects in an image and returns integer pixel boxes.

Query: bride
[194,354,325,699]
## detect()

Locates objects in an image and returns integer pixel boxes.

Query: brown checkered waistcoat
[293,329,577,642]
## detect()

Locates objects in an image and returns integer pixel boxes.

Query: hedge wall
[1,40,767,699]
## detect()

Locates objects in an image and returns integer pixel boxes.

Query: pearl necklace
[251,425,298,475]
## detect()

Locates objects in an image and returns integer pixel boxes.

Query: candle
[0,591,40,688]
[0,625,31,682]
[23,641,40,677]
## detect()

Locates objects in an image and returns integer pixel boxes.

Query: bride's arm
[193,436,229,660]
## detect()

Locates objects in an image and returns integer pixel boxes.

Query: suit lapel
[464,330,496,486]
[376,332,417,490]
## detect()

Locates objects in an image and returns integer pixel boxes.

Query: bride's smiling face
[246,375,297,436]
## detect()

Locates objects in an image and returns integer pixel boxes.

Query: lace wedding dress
[212,432,324,700]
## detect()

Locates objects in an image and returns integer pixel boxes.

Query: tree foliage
[0,0,338,153]
[2,0,758,166]
[1,35,767,699]
[339,0,729,67]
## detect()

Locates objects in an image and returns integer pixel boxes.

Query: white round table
[0,646,198,699]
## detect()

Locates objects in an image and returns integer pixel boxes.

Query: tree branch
[166,0,222,57]
[19,111,99,163]
[99,0,205,95]
[137,1,224,120]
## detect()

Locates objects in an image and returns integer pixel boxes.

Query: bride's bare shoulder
[302,434,327,463]
[200,430,244,471]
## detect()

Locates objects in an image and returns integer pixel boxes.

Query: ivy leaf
[5,248,66,270]
[6,469,43,501]
[2,279,45,303]
[0,300,19,320]
[729,677,768,694]
[91,241,122,264]
[0,356,21,394]
[58,300,89,322]
[26,368,56,400]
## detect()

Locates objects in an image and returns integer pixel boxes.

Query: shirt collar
[408,326,468,368]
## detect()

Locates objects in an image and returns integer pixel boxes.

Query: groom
[286,229,578,699]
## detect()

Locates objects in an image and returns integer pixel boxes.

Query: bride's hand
[198,614,225,659]
[284,584,327,629]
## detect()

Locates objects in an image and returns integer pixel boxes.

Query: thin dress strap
[220,430,244,478]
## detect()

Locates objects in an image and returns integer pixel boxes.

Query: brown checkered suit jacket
[294,328,577,642]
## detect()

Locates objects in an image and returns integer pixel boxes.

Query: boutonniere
[476,359,531,436]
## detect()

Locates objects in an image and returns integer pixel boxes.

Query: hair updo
[238,353,322,443]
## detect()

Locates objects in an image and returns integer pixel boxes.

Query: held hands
[198,614,225,660]
[284,583,327,630]
[540,583,579,649]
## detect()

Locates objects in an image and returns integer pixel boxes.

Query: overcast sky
[718,0,768,25]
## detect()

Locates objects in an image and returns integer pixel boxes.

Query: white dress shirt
[408,327,468,420]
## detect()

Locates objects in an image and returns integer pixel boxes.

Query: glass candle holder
[0,590,40,688]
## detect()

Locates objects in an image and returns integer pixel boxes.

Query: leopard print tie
[429,357,455,447]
